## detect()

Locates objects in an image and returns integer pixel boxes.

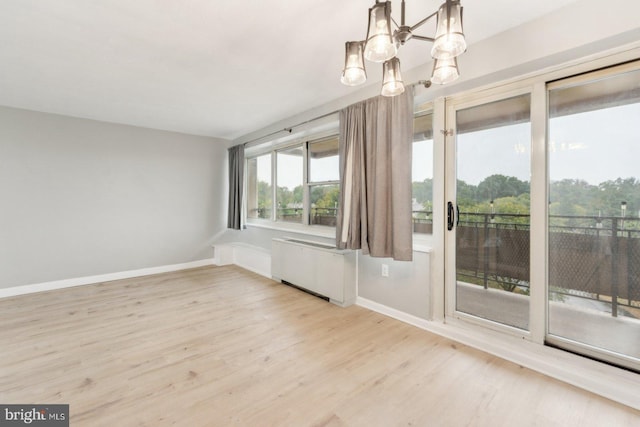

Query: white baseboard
[0,258,215,299]
[357,296,432,330]
[356,296,640,411]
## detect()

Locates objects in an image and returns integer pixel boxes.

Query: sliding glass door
[445,92,532,331]
[546,63,640,369]
[443,61,640,371]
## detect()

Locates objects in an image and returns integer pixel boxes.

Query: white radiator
[271,238,356,307]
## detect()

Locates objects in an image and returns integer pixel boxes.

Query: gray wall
[358,251,430,319]
[0,106,228,288]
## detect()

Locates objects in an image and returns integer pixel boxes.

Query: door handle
[456,204,460,227]
[447,201,454,231]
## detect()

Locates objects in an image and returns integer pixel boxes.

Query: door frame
[442,84,544,341]
[422,43,640,408]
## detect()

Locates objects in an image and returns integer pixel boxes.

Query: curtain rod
[243,109,339,148]
[242,80,431,147]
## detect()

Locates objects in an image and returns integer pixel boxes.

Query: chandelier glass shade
[431,0,466,59]
[381,58,405,97]
[364,2,397,63]
[341,41,368,86]
[341,0,467,96]
[431,57,460,85]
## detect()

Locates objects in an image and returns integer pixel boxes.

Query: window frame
[412,106,435,237]
[246,153,274,221]
[245,130,340,233]
[307,136,340,227]
[275,143,305,225]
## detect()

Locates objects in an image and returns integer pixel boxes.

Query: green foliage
[456,179,478,209]
[595,178,640,217]
[412,179,433,208]
[261,182,339,211]
[311,185,340,209]
[276,185,303,208]
[453,175,531,212]
[477,174,530,201]
[548,177,640,217]
[413,174,531,216]
[257,181,272,210]
[413,174,640,226]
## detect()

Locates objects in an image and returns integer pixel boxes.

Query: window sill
[247,220,434,253]
[412,233,434,253]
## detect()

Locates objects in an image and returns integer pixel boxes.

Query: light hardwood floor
[1,265,638,426]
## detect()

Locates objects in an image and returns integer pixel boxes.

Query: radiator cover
[271,238,357,307]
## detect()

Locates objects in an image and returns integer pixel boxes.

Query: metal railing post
[611,218,619,318]
[483,213,489,289]
[627,229,632,309]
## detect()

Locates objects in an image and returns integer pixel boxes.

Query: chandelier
[341,0,467,97]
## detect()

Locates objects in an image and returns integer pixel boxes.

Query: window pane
[247,154,272,219]
[455,95,531,330]
[277,145,304,223]
[309,136,339,182]
[548,66,640,366]
[413,113,433,234]
[310,184,339,226]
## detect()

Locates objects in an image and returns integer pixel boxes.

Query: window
[453,94,532,330]
[547,63,640,369]
[245,133,340,228]
[276,145,304,223]
[440,58,640,376]
[412,112,434,234]
[246,153,272,220]
[308,136,340,226]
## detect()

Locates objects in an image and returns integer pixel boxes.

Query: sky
[412,139,433,182]
[549,104,640,184]
[256,151,339,190]
[445,102,640,186]
[457,123,531,185]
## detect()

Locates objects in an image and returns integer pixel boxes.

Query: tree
[456,179,478,208]
[292,185,304,205]
[477,174,529,201]
[257,180,272,218]
[311,185,339,209]
[595,178,640,217]
[276,186,293,208]
[549,179,596,216]
[412,178,433,205]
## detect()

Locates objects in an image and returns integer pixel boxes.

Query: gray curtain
[227,144,244,230]
[336,89,414,261]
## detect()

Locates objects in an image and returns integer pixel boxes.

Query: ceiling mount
[341,0,467,97]
[394,26,413,45]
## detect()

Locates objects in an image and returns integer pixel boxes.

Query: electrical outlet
[381,264,389,277]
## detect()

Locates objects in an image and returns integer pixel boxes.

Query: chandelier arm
[409,10,438,32]
[410,35,435,43]
[390,16,400,30]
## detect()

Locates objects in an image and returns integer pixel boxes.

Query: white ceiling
[0,0,579,141]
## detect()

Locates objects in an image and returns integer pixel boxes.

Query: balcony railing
[455,212,640,318]
[248,207,337,225]
[248,207,639,316]
[251,207,433,230]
